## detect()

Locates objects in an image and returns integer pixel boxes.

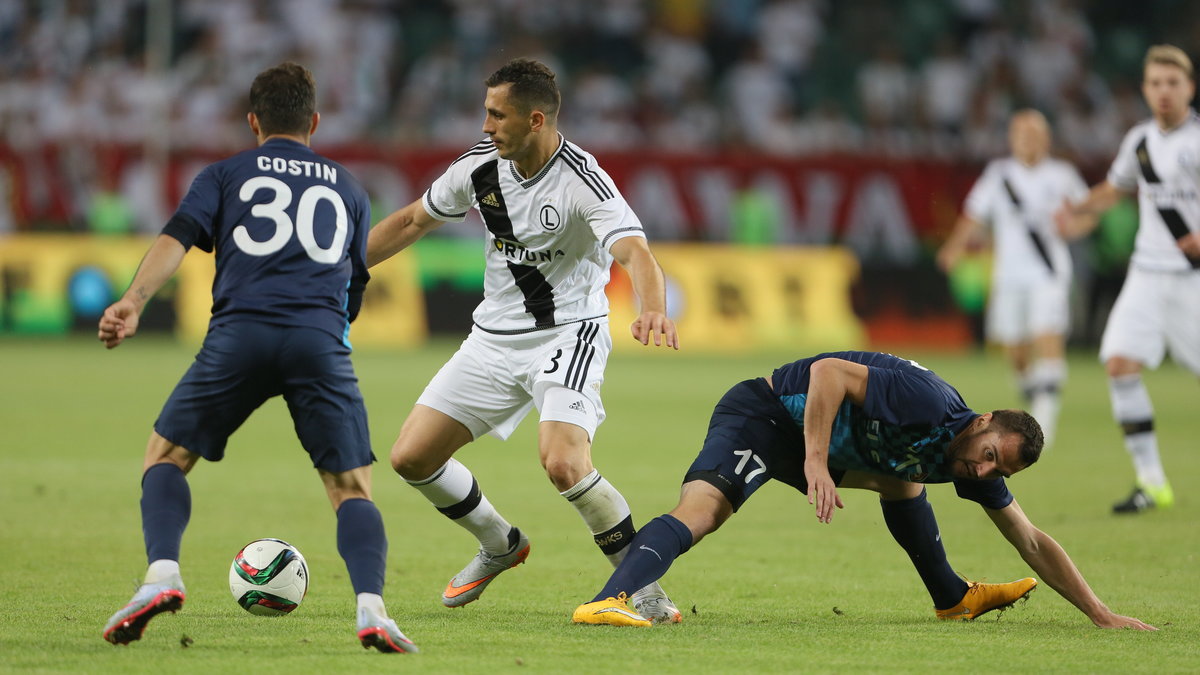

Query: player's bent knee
[1105,356,1142,378]
[143,432,199,474]
[389,446,439,481]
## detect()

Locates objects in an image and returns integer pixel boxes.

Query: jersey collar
[507,133,564,189]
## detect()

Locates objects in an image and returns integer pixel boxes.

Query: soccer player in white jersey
[938,110,1092,447]
[1056,44,1200,514]
[367,58,682,621]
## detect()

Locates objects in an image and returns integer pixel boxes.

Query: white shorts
[416,319,610,441]
[986,280,1070,345]
[1100,267,1200,375]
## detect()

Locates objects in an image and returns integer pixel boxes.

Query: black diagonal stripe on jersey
[1001,177,1056,274]
[471,159,517,240]
[1133,137,1200,268]
[1134,137,1162,183]
[561,147,614,200]
[506,261,556,327]
[472,160,561,323]
[1159,209,1200,268]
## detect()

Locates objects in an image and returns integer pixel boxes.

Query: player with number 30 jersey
[98,62,416,654]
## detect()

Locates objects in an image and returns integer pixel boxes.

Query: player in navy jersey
[573,352,1155,630]
[98,63,416,653]
[366,58,682,622]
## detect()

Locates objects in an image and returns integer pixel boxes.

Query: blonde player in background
[1055,44,1200,514]
[939,109,1093,447]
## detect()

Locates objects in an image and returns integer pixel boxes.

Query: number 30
[234,176,348,264]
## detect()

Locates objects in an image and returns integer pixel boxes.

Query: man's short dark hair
[249,62,316,137]
[989,409,1044,468]
[485,58,561,120]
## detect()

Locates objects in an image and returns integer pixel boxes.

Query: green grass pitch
[1,337,1197,673]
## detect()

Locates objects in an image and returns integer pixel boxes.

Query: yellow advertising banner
[0,235,426,348]
[607,244,864,353]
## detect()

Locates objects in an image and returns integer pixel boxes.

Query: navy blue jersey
[771,351,1012,508]
[165,138,370,343]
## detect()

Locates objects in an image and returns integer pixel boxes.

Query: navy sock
[336,498,387,595]
[141,463,191,564]
[592,514,692,602]
[880,489,968,610]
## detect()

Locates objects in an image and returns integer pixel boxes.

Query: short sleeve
[1107,128,1143,192]
[580,197,646,252]
[172,165,220,252]
[422,158,479,223]
[954,477,1014,509]
[963,162,998,225]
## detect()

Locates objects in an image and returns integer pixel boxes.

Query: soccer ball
[229,538,309,616]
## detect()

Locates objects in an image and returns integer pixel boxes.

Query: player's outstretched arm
[98,234,188,349]
[1054,181,1121,240]
[985,499,1156,630]
[936,214,984,273]
[610,236,678,350]
[366,199,443,267]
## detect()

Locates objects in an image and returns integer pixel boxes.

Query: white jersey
[423,135,646,333]
[964,156,1087,286]
[1108,113,1200,272]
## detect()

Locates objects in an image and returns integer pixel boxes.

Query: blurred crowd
[0,0,1197,162]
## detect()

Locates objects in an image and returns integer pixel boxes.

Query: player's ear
[529,109,545,132]
[977,412,993,428]
[309,112,320,138]
[247,112,259,136]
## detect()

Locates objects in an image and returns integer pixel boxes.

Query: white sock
[1108,374,1167,488]
[356,592,386,616]
[1016,368,1036,404]
[408,458,513,554]
[560,469,633,567]
[144,559,180,584]
[1030,358,1065,446]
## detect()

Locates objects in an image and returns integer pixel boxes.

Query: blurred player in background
[98,63,416,653]
[938,110,1092,447]
[1056,44,1200,514]
[572,352,1156,631]
[367,58,682,620]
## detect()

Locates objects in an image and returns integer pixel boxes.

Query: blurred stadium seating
[0,0,1191,347]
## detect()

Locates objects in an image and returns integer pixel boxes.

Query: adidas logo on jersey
[569,400,587,412]
[480,192,501,207]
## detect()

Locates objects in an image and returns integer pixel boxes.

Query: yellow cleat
[936,578,1037,621]
[572,592,652,627]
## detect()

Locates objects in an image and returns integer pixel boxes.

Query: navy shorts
[154,321,374,473]
[684,378,844,511]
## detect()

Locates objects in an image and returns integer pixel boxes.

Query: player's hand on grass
[630,311,679,350]
[1093,612,1157,631]
[98,298,140,349]
[803,459,843,524]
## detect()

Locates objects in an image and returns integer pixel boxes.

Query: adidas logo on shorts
[569,400,587,412]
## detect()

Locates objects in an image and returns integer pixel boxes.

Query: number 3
[234,176,348,264]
